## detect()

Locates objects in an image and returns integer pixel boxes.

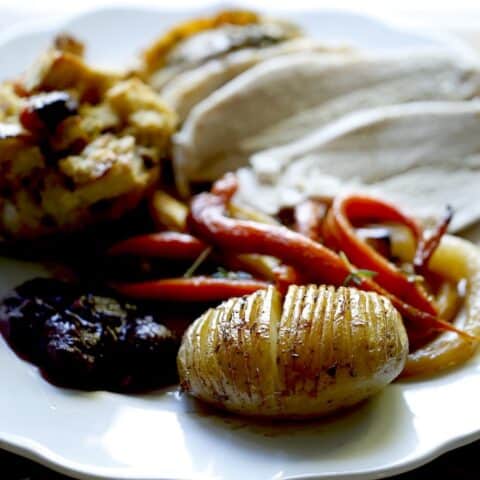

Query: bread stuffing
[0,36,176,239]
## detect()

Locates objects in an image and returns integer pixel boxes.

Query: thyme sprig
[183,247,213,278]
[339,251,378,287]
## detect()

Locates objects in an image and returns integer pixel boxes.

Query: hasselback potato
[177,285,408,418]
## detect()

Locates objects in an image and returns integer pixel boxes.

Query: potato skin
[177,285,408,418]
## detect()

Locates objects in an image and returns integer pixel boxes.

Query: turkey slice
[237,102,480,232]
[174,51,480,194]
[161,38,352,122]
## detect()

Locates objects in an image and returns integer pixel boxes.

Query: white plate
[1,5,480,480]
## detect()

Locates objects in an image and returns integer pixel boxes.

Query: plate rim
[1,5,479,480]
[0,2,477,64]
[2,402,480,480]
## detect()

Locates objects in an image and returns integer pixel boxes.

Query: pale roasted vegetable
[402,235,480,377]
[177,285,408,418]
[149,190,189,231]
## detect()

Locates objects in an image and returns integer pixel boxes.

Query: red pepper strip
[324,194,436,315]
[188,173,469,338]
[111,276,269,301]
[108,232,208,259]
[414,206,453,275]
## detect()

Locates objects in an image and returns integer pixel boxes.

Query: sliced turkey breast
[174,51,480,194]
[237,101,480,232]
[161,38,352,122]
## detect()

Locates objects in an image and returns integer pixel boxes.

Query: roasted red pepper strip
[414,206,453,275]
[188,173,468,339]
[108,232,208,259]
[323,194,436,315]
[112,276,269,301]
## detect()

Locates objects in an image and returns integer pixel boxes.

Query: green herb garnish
[212,267,252,280]
[339,251,377,286]
[343,269,377,287]
[213,266,229,278]
[183,247,212,278]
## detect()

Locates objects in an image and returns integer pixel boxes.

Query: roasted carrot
[323,194,436,315]
[188,173,469,340]
[112,276,269,301]
[108,232,208,259]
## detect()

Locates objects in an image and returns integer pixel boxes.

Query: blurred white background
[0,1,479,49]
[0,0,479,27]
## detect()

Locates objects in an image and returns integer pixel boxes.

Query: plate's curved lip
[288,430,480,480]
[1,5,479,480]
[0,3,477,60]
[2,404,480,480]
[0,15,59,47]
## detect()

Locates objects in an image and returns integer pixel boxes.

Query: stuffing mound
[0,35,177,239]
